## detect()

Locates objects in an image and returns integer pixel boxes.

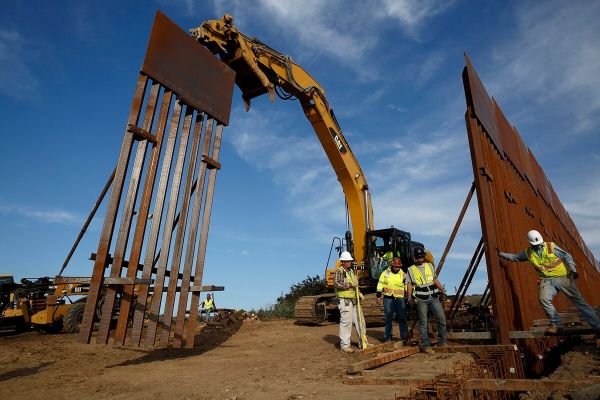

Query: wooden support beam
[447,331,494,340]
[509,327,596,339]
[347,346,418,374]
[55,277,151,285]
[343,375,432,386]
[189,285,225,293]
[202,155,221,170]
[356,341,395,356]
[463,376,600,391]
[433,344,517,353]
[127,124,157,144]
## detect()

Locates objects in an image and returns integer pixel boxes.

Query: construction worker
[376,257,408,343]
[200,293,216,322]
[498,230,600,334]
[334,251,368,353]
[406,247,446,354]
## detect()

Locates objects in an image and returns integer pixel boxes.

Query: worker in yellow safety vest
[376,257,408,343]
[406,247,446,354]
[333,251,368,353]
[201,293,216,322]
[498,229,600,334]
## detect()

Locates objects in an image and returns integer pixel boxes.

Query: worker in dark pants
[498,229,600,334]
[376,257,408,343]
[406,247,446,354]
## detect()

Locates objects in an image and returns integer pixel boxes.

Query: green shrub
[256,275,327,319]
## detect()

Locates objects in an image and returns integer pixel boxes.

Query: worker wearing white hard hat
[498,230,600,334]
[333,251,368,353]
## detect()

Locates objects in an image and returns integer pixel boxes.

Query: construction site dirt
[1,319,599,400]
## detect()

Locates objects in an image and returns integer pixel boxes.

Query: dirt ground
[0,320,598,400]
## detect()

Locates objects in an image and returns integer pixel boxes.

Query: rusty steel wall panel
[463,54,600,354]
[142,11,235,125]
[79,12,231,348]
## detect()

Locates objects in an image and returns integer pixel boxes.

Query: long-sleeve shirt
[333,267,355,290]
[499,244,576,272]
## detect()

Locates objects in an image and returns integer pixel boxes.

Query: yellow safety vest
[204,298,214,310]
[376,268,406,298]
[335,267,358,299]
[527,242,568,278]
[408,263,435,287]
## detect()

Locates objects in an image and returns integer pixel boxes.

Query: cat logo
[329,127,347,155]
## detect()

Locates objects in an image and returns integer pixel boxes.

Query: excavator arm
[191,15,374,263]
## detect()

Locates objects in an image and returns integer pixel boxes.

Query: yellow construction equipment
[0,274,89,333]
[192,15,433,324]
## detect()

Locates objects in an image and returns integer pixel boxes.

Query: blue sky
[1,0,600,310]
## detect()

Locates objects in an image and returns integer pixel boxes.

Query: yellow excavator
[192,15,432,324]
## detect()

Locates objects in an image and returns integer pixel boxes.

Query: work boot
[341,347,354,354]
[547,325,559,334]
[423,347,435,355]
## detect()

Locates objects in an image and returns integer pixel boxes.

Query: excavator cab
[366,228,422,273]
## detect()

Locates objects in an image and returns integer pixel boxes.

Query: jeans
[416,297,446,348]
[338,299,367,348]
[202,309,212,322]
[539,276,600,329]
[383,297,408,341]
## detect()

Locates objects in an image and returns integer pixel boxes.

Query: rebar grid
[395,349,523,400]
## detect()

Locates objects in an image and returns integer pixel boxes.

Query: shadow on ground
[105,320,243,367]
[0,362,54,382]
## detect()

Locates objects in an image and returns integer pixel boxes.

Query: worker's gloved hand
[571,271,579,280]
[359,293,365,301]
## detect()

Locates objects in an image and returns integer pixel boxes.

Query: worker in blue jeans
[406,247,446,354]
[498,229,600,334]
[376,257,408,343]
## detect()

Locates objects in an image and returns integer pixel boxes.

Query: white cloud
[489,1,600,135]
[0,201,82,225]
[378,0,456,39]
[206,0,457,77]
[0,29,39,100]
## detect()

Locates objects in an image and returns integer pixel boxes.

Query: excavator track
[294,293,385,325]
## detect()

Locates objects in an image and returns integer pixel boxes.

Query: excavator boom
[191,15,374,263]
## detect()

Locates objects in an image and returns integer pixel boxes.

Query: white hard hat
[339,251,354,261]
[527,230,543,245]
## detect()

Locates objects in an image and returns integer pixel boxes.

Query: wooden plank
[433,344,517,353]
[189,285,225,292]
[113,88,174,346]
[184,121,224,348]
[463,377,600,391]
[78,74,148,344]
[55,277,150,285]
[447,331,494,340]
[510,327,596,339]
[356,341,395,356]
[343,375,431,386]
[347,346,418,374]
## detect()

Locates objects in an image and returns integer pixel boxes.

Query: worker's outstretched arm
[498,250,528,262]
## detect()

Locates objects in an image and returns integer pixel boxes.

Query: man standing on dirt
[376,257,408,343]
[498,230,600,334]
[406,247,446,354]
[201,293,216,322]
[334,251,368,353]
